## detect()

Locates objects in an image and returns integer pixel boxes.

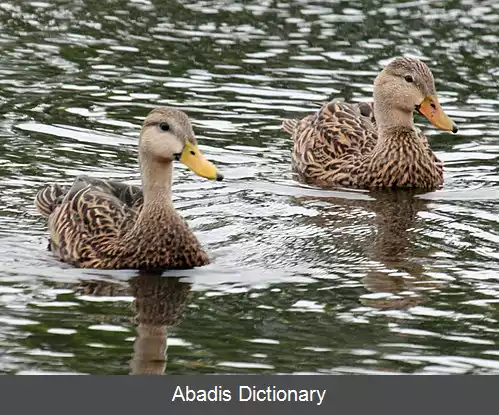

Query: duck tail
[35,184,68,218]
[282,119,299,135]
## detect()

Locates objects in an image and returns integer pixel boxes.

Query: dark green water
[0,0,499,374]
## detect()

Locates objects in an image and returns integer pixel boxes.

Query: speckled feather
[35,107,218,270]
[282,58,445,190]
[36,176,209,270]
[283,100,443,189]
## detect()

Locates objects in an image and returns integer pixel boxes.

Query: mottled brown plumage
[282,57,458,190]
[35,107,223,270]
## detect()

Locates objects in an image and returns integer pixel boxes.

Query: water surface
[0,0,499,374]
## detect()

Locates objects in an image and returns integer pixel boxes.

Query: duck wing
[283,100,377,156]
[282,101,378,185]
[36,175,143,218]
[40,177,141,267]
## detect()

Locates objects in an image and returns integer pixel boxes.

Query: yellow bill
[179,140,223,181]
[416,95,458,133]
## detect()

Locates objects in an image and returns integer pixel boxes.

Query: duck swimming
[35,107,223,270]
[282,57,458,189]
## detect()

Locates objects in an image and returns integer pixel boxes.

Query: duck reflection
[77,273,191,375]
[299,189,445,309]
[360,190,434,309]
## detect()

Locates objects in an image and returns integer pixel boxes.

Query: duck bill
[179,141,223,181]
[416,95,458,133]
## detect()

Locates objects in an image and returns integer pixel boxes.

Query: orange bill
[416,95,458,133]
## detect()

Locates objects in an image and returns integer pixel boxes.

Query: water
[0,0,498,375]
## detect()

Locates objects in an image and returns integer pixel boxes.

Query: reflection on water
[0,0,499,374]
[78,274,191,375]
[299,190,439,309]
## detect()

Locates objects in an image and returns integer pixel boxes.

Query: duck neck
[374,102,415,137]
[140,156,174,207]
[373,104,423,153]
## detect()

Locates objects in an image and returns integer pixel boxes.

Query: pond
[0,0,499,374]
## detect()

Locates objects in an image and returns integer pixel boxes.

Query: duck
[35,107,223,270]
[282,57,458,189]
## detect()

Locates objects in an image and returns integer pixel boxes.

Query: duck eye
[159,122,170,132]
[404,75,414,83]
